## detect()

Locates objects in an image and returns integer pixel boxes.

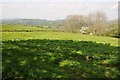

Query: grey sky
[0,0,119,2]
[0,0,118,20]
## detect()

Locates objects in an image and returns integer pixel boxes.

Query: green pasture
[1,25,120,79]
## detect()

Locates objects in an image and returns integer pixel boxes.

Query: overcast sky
[0,0,119,20]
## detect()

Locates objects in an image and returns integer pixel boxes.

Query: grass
[2,39,120,79]
[2,32,118,46]
[1,25,120,79]
[1,24,49,31]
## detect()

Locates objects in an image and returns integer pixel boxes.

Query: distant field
[2,25,120,79]
[1,24,49,31]
[1,24,119,47]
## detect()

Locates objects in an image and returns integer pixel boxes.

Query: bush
[105,27,120,38]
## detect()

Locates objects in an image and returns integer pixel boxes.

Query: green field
[1,24,49,31]
[2,32,119,46]
[1,25,120,79]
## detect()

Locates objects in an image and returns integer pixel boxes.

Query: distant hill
[1,18,64,28]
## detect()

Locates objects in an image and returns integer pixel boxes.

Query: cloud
[2,2,118,20]
[111,3,118,9]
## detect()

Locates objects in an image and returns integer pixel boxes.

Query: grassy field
[2,32,118,46]
[1,25,120,79]
[1,24,49,31]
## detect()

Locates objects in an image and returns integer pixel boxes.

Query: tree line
[63,11,119,37]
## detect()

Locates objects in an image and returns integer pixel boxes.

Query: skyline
[0,1,118,20]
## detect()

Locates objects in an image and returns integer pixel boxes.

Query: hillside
[1,19,64,28]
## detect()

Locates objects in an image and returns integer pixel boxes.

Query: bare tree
[64,15,84,33]
[64,11,108,36]
[86,11,108,35]
[93,11,108,35]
